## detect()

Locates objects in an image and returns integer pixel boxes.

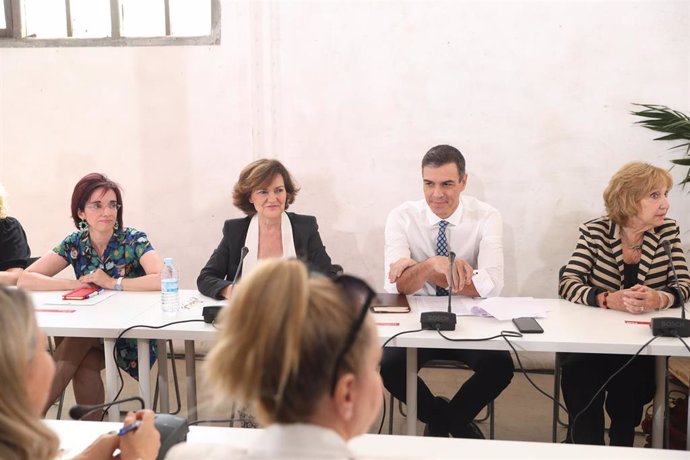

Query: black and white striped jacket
[559,216,690,307]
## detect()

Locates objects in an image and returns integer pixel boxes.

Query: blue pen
[117,421,141,436]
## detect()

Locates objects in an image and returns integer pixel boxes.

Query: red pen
[625,320,650,325]
[376,322,400,327]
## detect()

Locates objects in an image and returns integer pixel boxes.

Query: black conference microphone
[203,246,249,324]
[447,251,456,313]
[231,246,250,285]
[421,251,457,331]
[651,241,690,337]
[69,396,145,420]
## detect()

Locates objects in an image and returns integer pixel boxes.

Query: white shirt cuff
[472,270,495,298]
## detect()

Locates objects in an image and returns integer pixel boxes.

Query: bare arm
[0,267,23,286]
[394,257,442,294]
[117,250,164,291]
[396,256,479,296]
[17,252,85,291]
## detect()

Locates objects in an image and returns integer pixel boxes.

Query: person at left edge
[18,172,163,420]
[0,286,160,460]
[197,159,338,299]
[0,182,31,286]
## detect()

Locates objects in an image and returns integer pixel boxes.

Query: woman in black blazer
[198,159,338,299]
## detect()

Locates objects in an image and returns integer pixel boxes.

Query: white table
[47,419,688,459]
[377,297,690,448]
[33,290,219,422]
[35,291,690,449]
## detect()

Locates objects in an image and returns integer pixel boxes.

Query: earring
[114,221,119,230]
[78,220,88,232]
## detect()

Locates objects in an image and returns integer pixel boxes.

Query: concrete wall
[1,0,688,296]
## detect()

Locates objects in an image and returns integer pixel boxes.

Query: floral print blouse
[54,227,156,379]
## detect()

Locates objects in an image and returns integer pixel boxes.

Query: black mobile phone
[512,317,544,334]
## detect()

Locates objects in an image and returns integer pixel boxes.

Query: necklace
[621,229,643,251]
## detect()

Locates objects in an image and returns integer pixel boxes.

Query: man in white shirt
[381,145,514,438]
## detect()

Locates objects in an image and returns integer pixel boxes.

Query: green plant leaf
[631,103,690,191]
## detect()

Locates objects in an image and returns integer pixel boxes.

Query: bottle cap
[164,257,173,265]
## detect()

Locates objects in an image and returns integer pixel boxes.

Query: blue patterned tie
[436,220,449,296]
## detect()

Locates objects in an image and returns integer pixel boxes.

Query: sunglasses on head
[328,274,376,395]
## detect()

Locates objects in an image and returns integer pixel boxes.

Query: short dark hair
[232,159,300,216]
[421,145,466,178]
[70,173,124,229]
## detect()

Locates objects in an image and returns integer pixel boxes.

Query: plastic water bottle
[161,257,179,314]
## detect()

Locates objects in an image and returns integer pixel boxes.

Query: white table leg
[406,347,417,436]
[156,339,169,413]
[185,340,197,422]
[687,388,690,451]
[104,339,119,422]
[651,355,666,448]
[137,339,151,408]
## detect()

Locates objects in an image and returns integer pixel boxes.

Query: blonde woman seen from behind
[167,259,382,458]
[0,286,160,460]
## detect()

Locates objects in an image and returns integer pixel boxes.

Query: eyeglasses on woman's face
[84,202,121,212]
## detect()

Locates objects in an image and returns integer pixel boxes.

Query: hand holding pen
[70,410,158,460]
[118,410,160,460]
[118,420,141,436]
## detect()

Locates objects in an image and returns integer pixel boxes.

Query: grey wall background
[1,0,688,296]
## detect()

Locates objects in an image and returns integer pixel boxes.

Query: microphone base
[155,414,189,460]
[421,311,457,331]
[651,317,690,338]
[202,306,223,324]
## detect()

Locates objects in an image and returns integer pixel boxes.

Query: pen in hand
[118,420,141,436]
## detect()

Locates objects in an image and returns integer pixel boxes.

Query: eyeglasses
[85,202,122,211]
[329,274,376,395]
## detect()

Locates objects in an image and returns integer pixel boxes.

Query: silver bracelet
[658,291,673,311]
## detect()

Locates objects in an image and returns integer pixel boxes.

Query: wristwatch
[115,277,124,291]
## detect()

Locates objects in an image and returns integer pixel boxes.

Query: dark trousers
[380,347,514,436]
[560,353,655,446]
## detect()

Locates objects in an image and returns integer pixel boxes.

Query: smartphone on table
[512,317,544,334]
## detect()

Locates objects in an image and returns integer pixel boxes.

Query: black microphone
[651,241,690,337]
[420,251,457,331]
[203,247,249,324]
[447,251,456,314]
[662,241,686,319]
[69,396,144,420]
[231,246,250,285]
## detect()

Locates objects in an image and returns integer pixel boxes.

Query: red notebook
[62,287,101,300]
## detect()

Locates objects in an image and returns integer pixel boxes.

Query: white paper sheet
[412,296,477,316]
[410,296,550,320]
[474,297,550,321]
